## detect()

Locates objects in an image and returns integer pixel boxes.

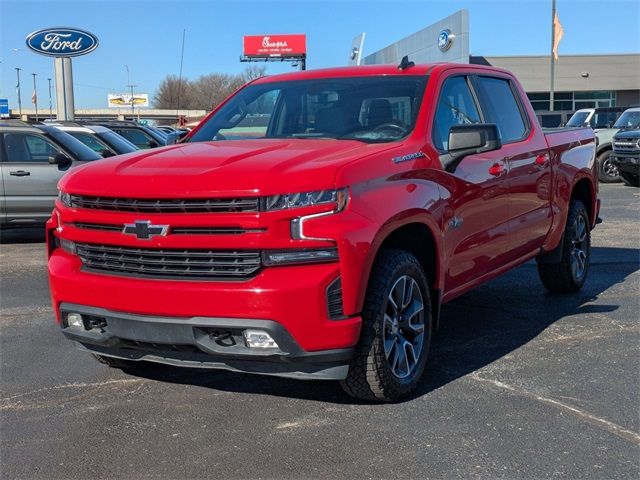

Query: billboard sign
[26,27,99,57]
[0,98,9,118]
[108,93,149,108]
[243,34,306,57]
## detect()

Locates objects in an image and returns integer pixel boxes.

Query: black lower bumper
[59,303,352,380]
[611,155,639,174]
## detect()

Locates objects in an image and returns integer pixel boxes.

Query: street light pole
[47,78,53,119]
[125,64,136,120]
[32,73,38,121]
[15,67,22,118]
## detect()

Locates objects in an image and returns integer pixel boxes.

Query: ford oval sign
[25,27,99,57]
[437,29,455,52]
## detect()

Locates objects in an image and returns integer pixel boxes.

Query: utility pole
[550,0,556,112]
[47,78,53,119]
[32,73,38,121]
[125,64,136,120]
[15,67,22,118]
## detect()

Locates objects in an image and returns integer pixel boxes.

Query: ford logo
[437,29,455,52]
[25,27,99,57]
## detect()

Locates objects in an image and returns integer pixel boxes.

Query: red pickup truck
[47,62,598,401]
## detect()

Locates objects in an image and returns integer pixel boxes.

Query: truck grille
[69,195,260,213]
[76,243,262,279]
[613,140,639,152]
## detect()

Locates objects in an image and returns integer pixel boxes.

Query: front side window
[113,128,154,149]
[3,133,62,162]
[433,76,481,151]
[567,111,591,127]
[475,76,527,143]
[190,76,428,144]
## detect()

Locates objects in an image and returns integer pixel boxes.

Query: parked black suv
[612,129,640,187]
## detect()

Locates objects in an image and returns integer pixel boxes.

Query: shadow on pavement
[0,226,46,244]
[114,245,639,403]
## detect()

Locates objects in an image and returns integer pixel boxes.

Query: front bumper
[60,303,353,380]
[611,154,639,174]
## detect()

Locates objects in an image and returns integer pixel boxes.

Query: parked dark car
[86,121,168,149]
[612,129,640,187]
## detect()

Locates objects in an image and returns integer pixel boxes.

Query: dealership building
[354,10,640,125]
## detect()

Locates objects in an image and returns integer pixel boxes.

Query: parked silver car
[0,121,102,226]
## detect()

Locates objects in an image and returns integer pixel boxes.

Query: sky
[1,0,639,109]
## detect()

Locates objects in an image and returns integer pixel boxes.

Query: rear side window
[475,76,527,143]
[113,128,153,149]
[433,76,481,151]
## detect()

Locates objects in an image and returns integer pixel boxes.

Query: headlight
[58,190,72,207]
[264,188,349,212]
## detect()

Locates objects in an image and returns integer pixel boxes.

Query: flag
[553,12,564,60]
[31,90,37,104]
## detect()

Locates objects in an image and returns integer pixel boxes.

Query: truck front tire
[537,200,591,292]
[341,249,432,402]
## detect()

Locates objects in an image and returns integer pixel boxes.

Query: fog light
[57,238,76,255]
[66,313,84,329]
[243,329,279,349]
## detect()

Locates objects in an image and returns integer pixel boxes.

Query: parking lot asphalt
[1,183,638,480]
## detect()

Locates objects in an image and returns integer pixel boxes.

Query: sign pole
[54,57,75,120]
[47,78,53,119]
[15,68,22,118]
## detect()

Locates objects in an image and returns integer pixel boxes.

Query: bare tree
[153,66,268,111]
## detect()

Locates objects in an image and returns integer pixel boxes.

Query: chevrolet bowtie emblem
[123,220,169,240]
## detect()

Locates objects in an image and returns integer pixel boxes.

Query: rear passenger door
[0,132,68,223]
[472,75,553,256]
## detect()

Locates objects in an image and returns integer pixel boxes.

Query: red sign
[243,34,306,57]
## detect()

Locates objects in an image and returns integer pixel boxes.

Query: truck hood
[61,139,399,197]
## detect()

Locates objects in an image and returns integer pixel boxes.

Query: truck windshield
[189,76,428,144]
[566,111,590,127]
[613,110,640,129]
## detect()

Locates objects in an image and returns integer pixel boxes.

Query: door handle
[534,154,550,168]
[9,170,31,177]
[488,162,506,177]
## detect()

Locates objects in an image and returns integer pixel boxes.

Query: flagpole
[32,73,38,121]
[550,0,556,112]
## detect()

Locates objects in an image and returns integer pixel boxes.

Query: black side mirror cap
[49,153,72,169]
[147,140,159,148]
[100,149,115,158]
[446,124,502,173]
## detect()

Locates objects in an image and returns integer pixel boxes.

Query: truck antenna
[398,56,415,71]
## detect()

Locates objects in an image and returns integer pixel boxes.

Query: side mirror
[445,124,502,173]
[147,140,159,148]
[48,153,72,169]
[100,149,115,158]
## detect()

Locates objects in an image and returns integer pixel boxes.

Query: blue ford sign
[25,27,99,57]
[437,29,455,53]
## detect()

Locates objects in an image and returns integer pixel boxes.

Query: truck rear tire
[341,249,432,402]
[537,200,591,293]
[597,151,620,183]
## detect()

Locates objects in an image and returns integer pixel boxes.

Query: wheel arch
[358,216,444,328]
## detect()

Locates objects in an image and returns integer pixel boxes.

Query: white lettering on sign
[40,33,84,52]
[262,36,288,49]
